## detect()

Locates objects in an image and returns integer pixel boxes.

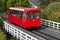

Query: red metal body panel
[24,8,40,13]
[8,14,27,28]
[26,19,41,28]
[8,14,12,22]
[8,14,41,29]
[8,14,22,26]
[22,19,27,28]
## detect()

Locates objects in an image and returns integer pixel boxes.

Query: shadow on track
[27,25,47,31]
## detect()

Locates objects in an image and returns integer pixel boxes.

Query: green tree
[0,0,7,13]
[21,0,29,7]
[0,0,29,13]
[0,19,3,28]
[38,0,60,9]
[7,0,29,8]
[7,0,16,8]
[42,2,60,22]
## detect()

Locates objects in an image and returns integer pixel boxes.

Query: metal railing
[3,20,45,40]
[41,19,60,30]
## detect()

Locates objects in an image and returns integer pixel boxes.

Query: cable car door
[22,12,27,28]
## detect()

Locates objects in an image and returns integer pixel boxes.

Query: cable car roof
[9,7,41,13]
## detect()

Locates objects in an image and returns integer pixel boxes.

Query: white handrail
[41,19,60,30]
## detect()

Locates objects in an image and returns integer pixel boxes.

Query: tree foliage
[0,19,3,27]
[42,2,60,22]
[38,0,60,9]
[7,0,29,8]
[0,0,29,13]
[0,0,7,13]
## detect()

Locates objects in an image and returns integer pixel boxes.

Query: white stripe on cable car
[10,7,24,11]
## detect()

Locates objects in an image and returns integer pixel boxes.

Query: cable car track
[30,30,57,40]
[29,26,60,40]
[0,14,60,40]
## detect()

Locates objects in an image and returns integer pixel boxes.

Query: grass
[0,28,16,40]
[6,33,16,40]
[0,28,6,40]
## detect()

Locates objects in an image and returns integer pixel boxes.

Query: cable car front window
[28,12,33,19]
[28,12,40,19]
[22,12,26,19]
[33,12,40,18]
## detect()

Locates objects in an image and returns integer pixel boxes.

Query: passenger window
[11,10,23,18]
[9,10,26,19]
[18,11,23,18]
[16,11,23,18]
[12,10,17,16]
[22,12,26,19]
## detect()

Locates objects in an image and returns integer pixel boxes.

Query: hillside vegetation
[0,0,29,13]
[41,2,60,22]
[38,0,60,22]
[0,29,6,40]
[0,18,6,40]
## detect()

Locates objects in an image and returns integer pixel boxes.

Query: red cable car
[8,7,41,29]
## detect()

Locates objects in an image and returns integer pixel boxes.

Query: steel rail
[29,26,60,40]
[38,27,60,39]
[30,30,57,40]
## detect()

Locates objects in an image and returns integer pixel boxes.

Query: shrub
[41,2,60,22]
[0,30,6,40]
[0,19,4,27]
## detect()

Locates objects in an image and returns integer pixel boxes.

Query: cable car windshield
[28,12,40,19]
